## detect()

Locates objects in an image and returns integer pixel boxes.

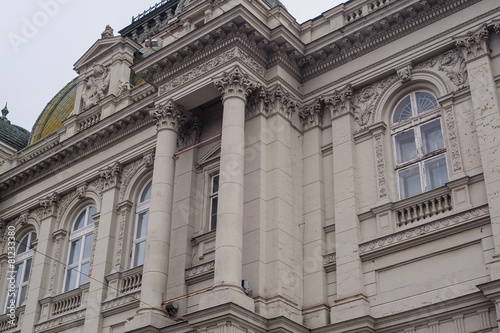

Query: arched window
[132,180,151,267]
[4,231,36,310]
[63,205,96,292]
[392,91,448,199]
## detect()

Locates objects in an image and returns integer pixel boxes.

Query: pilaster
[83,162,122,333]
[456,25,500,278]
[328,89,370,323]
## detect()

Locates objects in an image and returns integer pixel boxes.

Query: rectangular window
[210,174,219,230]
[399,165,422,199]
[394,129,417,164]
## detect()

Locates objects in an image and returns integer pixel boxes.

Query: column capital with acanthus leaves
[213,65,260,103]
[149,99,186,132]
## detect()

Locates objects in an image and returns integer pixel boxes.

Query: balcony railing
[396,192,452,226]
[105,265,143,300]
[38,283,89,323]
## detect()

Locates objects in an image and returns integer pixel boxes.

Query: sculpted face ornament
[81,64,111,110]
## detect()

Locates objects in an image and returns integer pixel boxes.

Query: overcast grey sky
[0,0,344,132]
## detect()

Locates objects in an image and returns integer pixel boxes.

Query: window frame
[131,180,151,268]
[391,91,449,200]
[209,173,219,231]
[4,230,36,311]
[62,205,96,293]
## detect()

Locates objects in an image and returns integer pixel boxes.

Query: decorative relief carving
[81,64,111,110]
[76,183,87,199]
[324,84,353,118]
[87,220,99,278]
[246,85,300,120]
[443,106,463,173]
[359,206,489,255]
[142,151,154,168]
[353,76,395,127]
[119,160,145,202]
[374,133,387,199]
[101,292,140,312]
[116,80,131,96]
[56,190,78,229]
[185,261,215,279]
[101,25,114,39]
[455,26,489,61]
[397,63,413,83]
[149,99,186,132]
[159,47,265,95]
[34,309,85,332]
[39,192,60,219]
[114,205,130,269]
[177,117,202,150]
[48,234,64,293]
[99,161,122,191]
[214,65,260,102]
[299,98,324,130]
[323,252,336,273]
[437,49,468,88]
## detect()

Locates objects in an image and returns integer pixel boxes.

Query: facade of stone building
[1,0,500,332]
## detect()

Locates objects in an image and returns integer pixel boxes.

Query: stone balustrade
[0,309,21,333]
[395,192,452,226]
[105,265,143,300]
[78,110,101,132]
[38,283,89,323]
[51,292,82,316]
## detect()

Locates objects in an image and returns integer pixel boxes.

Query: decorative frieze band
[185,260,215,285]
[359,205,489,259]
[34,309,85,332]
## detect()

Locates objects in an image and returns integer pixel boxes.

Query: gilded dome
[29,78,78,144]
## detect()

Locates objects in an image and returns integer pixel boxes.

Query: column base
[330,294,370,324]
[124,308,173,333]
[199,286,254,312]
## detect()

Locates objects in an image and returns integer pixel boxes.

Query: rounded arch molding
[0,214,40,254]
[372,70,449,125]
[119,153,154,203]
[56,187,100,231]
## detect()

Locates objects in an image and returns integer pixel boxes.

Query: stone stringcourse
[101,292,140,317]
[359,205,489,260]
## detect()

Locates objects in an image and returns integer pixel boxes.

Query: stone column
[326,86,370,323]
[126,100,183,331]
[83,162,121,333]
[456,26,500,277]
[199,66,257,311]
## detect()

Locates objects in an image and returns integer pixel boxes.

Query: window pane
[14,263,23,285]
[17,235,28,254]
[82,234,93,260]
[212,175,219,194]
[87,206,97,225]
[80,263,89,285]
[395,130,417,164]
[393,95,413,124]
[140,181,152,202]
[136,212,149,239]
[133,241,146,267]
[421,119,444,154]
[29,232,37,250]
[68,239,82,265]
[18,286,27,307]
[64,268,77,292]
[399,165,422,199]
[425,155,449,190]
[210,197,218,230]
[23,259,31,283]
[415,92,438,114]
[74,210,86,230]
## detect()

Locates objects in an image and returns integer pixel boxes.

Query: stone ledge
[33,309,85,333]
[101,291,140,318]
[359,205,489,260]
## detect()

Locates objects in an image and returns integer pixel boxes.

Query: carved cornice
[149,99,186,132]
[455,26,489,61]
[0,105,153,199]
[39,192,60,219]
[302,0,480,81]
[213,65,260,103]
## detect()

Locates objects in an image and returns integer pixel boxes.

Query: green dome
[30,78,78,144]
[0,104,30,151]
